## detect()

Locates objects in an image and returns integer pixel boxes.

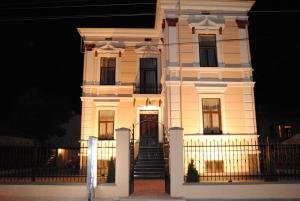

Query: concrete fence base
[0,184,87,201]
[1,183,300,200]
[180,183,300,199]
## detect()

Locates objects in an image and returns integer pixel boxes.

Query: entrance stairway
[134,138,165,179]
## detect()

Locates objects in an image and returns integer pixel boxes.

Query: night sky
[0,0,299,138]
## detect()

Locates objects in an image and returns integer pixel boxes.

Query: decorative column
[166,18,181,128]
[217,27,225,67]
[166,18,178,67]
[84,43,95,85]
[236,19,251,67]
[169,127,184,197]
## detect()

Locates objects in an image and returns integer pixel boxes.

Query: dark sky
[0,0,299,132]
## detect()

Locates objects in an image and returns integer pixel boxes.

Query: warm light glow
[58,148,64,155]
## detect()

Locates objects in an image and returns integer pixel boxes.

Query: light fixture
[146,98,151,106]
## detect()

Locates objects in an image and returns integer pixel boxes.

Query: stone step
[135,160,164,165]
[134,164,165,169]
[138,156,164,160]
[134,170,164,174]
[134,174,165,179]
[134,137,166,179]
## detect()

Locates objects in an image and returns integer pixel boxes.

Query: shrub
[106,157,115,183]
[186,159,200,183]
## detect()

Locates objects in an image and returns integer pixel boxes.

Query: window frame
[98,110,115,140]
[95,43,124,85]
[202,98,222,134]
[198,34,218,67]
[139,57,158,93]
[198,93,227,134]
[100,57,116,85]
[135,44,161,92]
[189,18,225,67]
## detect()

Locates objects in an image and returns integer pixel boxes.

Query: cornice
[165,80,255,87]
[81,85,132,89]
[77,28,160,39]
[160,0,255,14]
[166,66,253,72]
[81,96,133,102]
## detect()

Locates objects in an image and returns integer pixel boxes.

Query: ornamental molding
[95,42,125,54]
[195,83,227,93]
[188,16,225,30]
[135,44,160,55]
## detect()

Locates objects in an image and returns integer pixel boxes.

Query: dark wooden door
[140,114,158,146]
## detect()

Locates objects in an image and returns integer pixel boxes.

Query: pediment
[189,16,225,30]
[135,45,160,54]
[96,43,125,54]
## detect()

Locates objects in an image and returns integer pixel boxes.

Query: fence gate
[129,125,135,195]
[163,129,170,194]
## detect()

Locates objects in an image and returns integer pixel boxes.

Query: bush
[186,159,200,183]
[106,157,115,183]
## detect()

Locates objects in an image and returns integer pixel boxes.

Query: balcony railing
[133,83,162,94]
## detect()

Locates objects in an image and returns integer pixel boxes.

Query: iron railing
[129,127,135,195]
[133,83,162,94]
[0,140,117,184]
[184,139,300,182]
[0,146,87,183]
[163,130,170,194]
[97,140,116,184]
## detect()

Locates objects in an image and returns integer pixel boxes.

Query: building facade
[78,0,256,141]
[78,0,257,178]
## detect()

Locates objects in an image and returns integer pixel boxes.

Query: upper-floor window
[98,110,114,140]
[202,98,222,134]
[199,35,217,67]
[139,58,158,94]
[100,57,116,85]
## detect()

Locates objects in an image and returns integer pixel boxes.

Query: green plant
[106,157,115,183]
[186,159,200,183]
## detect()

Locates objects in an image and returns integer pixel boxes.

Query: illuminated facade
[78,0,257,177]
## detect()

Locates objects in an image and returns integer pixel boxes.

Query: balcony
[133,83,162,94]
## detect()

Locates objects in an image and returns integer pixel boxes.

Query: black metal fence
[0,140,116,184]
[97,140,116,184]
[133,83,162,94]
[0,146,87,183]
[184,139,300,182]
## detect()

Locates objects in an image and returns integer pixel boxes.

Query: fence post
[87,136,98,201]
[116,128,130,196]
[169,127,184,197]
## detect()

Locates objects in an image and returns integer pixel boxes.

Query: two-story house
[78,0,257,180]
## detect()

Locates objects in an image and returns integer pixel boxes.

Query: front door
[140,113,158,147]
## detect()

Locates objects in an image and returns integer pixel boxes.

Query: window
[199,35,217,67]
[205,160,224,173]
[202,98,222,134]
[100,57,116,85]
[98,110,114,140]
[248,154,259,174]
[139,58,158,93]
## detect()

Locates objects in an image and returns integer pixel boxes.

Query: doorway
[140,113,158,147]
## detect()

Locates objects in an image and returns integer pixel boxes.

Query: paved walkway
[131,179,169,198]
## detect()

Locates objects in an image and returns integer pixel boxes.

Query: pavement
[1,179,300,201]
